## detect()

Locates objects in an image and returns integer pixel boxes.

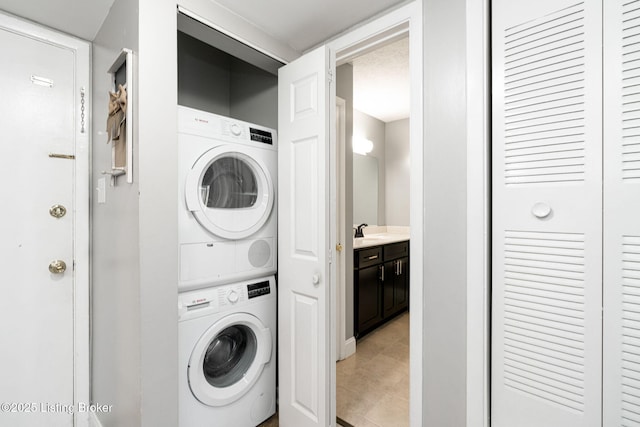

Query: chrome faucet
[354,223,368,238]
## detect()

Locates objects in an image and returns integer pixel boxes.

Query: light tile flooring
[337,312,410,427]
[259,312,409,427]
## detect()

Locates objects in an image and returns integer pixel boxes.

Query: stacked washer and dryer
[177,106,277,427]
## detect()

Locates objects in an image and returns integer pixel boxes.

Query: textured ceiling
[353,37,410,123]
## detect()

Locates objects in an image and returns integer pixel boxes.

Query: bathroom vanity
[354,237,409,338]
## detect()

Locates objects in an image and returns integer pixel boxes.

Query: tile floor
[259,312,409,427]
[336,312,410,427]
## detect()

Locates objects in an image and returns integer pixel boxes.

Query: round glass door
[188,313,272,407]
[202,324,257,388]
[201,157,258,210]
[185,146,274,240]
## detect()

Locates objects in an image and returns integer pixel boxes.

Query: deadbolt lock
[49,260,67,274]
[49,204,67,218]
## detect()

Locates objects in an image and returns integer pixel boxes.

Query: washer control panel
[249,128,273,145]
[247,280,271,299]
[178,276,275,321]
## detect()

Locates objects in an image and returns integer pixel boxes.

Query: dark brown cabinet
[354,240,409,338]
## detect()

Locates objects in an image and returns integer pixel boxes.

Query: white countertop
[353,226,410,249]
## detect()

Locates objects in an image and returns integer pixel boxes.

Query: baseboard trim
[337,416,356,427]
[344,337,356,358]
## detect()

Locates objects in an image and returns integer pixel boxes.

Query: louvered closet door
[603,1,640,425]
[492,1,603,426]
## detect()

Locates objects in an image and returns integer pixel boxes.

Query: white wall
[91,0,142,425]
[137,0,179,425]
[422,0,469,425]
[91,0,141,426]
[385,118,410,226]
[92,0,180,425]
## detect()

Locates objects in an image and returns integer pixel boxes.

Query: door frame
[466,0,491,426]
[335,96,355,361]
[0,11,91,427]
[327,2,424,425]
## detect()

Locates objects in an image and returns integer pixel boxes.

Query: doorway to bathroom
[330,4,420,425]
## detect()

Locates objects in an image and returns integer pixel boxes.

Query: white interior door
[278,45,335,427]
[492,0,603,426]
[603,1,640,424]
[0,25,76,426]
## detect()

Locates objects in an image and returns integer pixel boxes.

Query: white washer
[178,106,277,291]
[178,276,276,427]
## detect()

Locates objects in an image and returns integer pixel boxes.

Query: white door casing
[278,45,335,427]
[492,0,603,426]
[0,11,90,427]
[335,96,352,361]
[603,1,640,424]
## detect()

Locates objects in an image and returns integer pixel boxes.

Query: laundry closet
[176,10,281,427]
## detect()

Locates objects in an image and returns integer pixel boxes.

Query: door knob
[312,274,320,286]
[531,202,552,219]
[49,260,67,274]
[49,204,67,218]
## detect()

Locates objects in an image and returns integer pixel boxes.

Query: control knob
[227,289,239,303]
[230,123,242,136]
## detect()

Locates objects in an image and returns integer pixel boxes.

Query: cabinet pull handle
[367,255,379,260]
[380,265,385,281]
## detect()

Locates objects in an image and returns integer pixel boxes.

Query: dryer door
[185,145,274,240]
[188,312,272,407]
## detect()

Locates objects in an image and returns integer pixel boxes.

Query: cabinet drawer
[356,246,383,269]
[384,241,409,261]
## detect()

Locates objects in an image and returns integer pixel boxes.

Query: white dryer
[178,277,276,427]
[178,106,277,291]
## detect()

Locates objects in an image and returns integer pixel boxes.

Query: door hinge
[328,68,334,84]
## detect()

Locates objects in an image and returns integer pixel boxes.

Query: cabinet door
[492,0,603,426]
[394,257,409,311]
[356,265,383,336]
[383,261,396,318]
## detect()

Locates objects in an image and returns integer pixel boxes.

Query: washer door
[185,146,274,240]
[188,312,272,407]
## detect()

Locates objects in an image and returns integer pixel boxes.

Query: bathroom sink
[353,231,410,248]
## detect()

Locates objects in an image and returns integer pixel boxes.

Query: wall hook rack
[106,48,133,185]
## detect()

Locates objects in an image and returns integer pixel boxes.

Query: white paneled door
[0,22,80,426]
[278,46,335,427]
[492,1,603,426]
